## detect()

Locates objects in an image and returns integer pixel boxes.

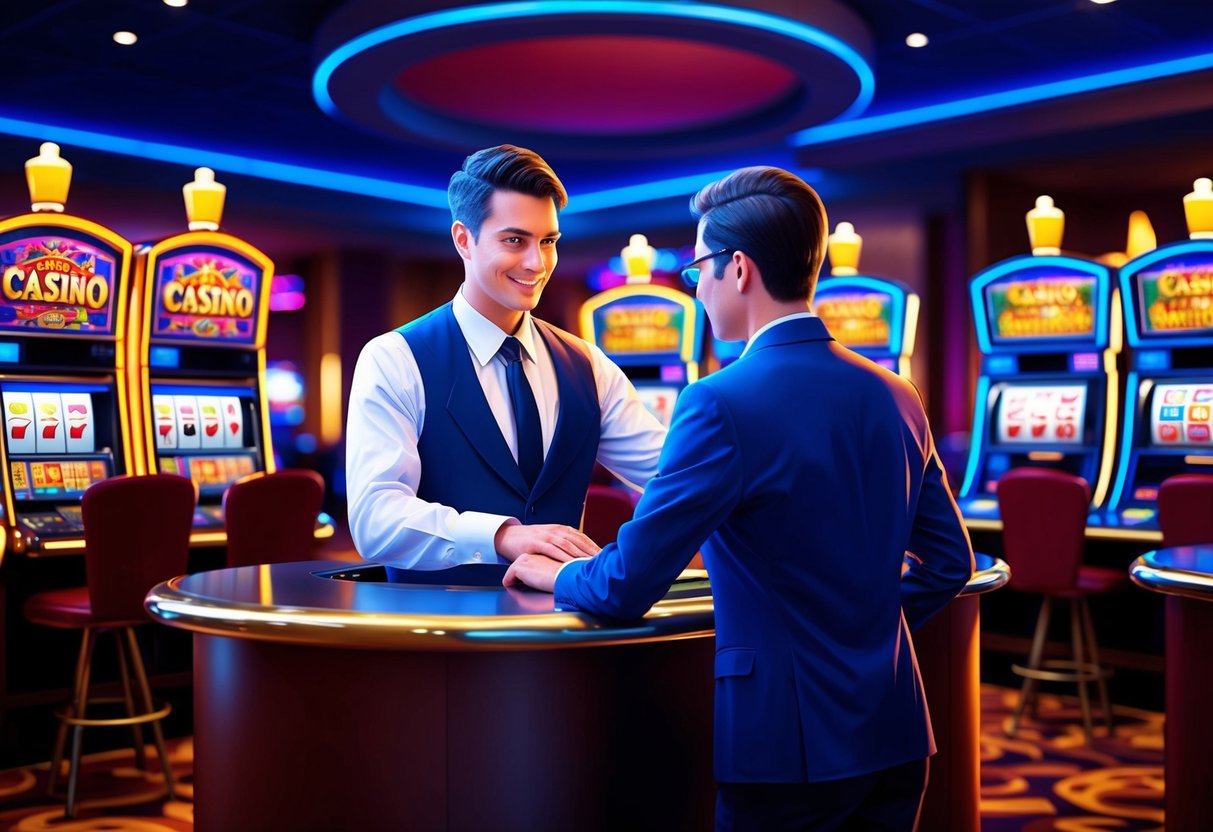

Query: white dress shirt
[346,288,667,570]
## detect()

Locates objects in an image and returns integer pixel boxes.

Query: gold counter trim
[145,563,715,652]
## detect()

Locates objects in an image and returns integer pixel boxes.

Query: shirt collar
[453,287,539,367]
[740,311,817,358]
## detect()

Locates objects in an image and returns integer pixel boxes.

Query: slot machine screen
[1,381,116,500]
[994,383,1088,446]
[1134,259,1213,340]
[1149,382,1213,447]
[150,382,262,496]
[984,275,1097,344]
[815,291,893,349]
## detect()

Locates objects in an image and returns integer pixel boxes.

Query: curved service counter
[149,560,716,832]
[1130,545,1213,831]
[147,554,1007,832]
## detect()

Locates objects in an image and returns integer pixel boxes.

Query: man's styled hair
[448,145,568,238]
[690,166,828,303]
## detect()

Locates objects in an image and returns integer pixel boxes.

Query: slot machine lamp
[24,142,71,213]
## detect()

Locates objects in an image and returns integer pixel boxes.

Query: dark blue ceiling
[0,0,1211,257]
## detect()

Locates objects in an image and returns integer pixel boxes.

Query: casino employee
[505,166,974,830]
[346,145,666,571]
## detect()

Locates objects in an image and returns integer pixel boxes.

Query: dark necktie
[499,336,544,489]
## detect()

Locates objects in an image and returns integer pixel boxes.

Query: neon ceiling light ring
[313,1,875,156]
[792,49,1213,146]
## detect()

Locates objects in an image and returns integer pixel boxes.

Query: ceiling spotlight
[163,0,188,7]
[905,33,929,48]
[112,31,138,45]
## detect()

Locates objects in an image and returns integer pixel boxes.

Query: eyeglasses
[681,248,734,287]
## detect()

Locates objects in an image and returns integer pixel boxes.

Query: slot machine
[136,168,331,546]
[0,143,142,560]
[579,234,703,426]
[1102,178,1213,538]
[958,196,1122,531]
[814,222,920,377]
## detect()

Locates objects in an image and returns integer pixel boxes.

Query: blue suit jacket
[555,316,973,784]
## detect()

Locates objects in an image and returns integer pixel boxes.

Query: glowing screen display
[1150,383,1213,447]
[995,384,1087,445]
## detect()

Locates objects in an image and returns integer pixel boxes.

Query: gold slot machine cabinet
[579,234,703,427]
[814,221,920,378]
[136,168,331,547]
[0,143,142,561]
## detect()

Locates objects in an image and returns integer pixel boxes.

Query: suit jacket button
[529,505,536,515]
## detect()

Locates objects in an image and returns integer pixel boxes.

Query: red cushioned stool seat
[997,467,1127,744]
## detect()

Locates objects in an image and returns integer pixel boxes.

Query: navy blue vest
[398,303,601,527]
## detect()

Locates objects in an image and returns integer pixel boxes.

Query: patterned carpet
[0,685,1164,831]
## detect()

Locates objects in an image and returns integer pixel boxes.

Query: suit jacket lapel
[529,322,597,502]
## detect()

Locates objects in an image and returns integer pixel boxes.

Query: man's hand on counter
[503,553,567,593]
[495,520,601,563]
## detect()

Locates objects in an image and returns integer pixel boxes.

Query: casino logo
[162,259,255,320]
[2,240,111,328]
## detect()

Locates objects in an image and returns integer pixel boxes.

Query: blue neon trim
[0,114,450,208]
[1107,369,1139,511]
[315,2,874,120]
[814,275,909,355]
[969,255,1112,354]
[959,374,991,499]
[1119,240,1213,348]
[0,381,108,394]
[150,383,255,398]
[793,50,1213,146]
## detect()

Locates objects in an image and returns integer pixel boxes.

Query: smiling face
[453,190,561,333]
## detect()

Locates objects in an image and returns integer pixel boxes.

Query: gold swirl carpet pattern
[0,686,1164,830]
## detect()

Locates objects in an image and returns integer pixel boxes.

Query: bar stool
[22,474,196,818]
[582,484,637,547]
[997,467,1125,744]
[1158,473,1213,546]
[223,468,325,567]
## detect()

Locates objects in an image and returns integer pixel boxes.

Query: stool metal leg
[49,627,93,796]
[64,628,98,819]
[1009,597,1052,736]
[114,631,148,770]
[1080,598,1114,737]
[1069,600,1094,745]
[123,628,176,800]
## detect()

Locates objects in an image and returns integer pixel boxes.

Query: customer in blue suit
[505,166,974,830]
[347,145,665,571]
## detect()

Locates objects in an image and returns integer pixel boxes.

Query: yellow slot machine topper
[137,168,331,546]
[814,222,920,378]
[0,143,142,562]
[579,234,703,426]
